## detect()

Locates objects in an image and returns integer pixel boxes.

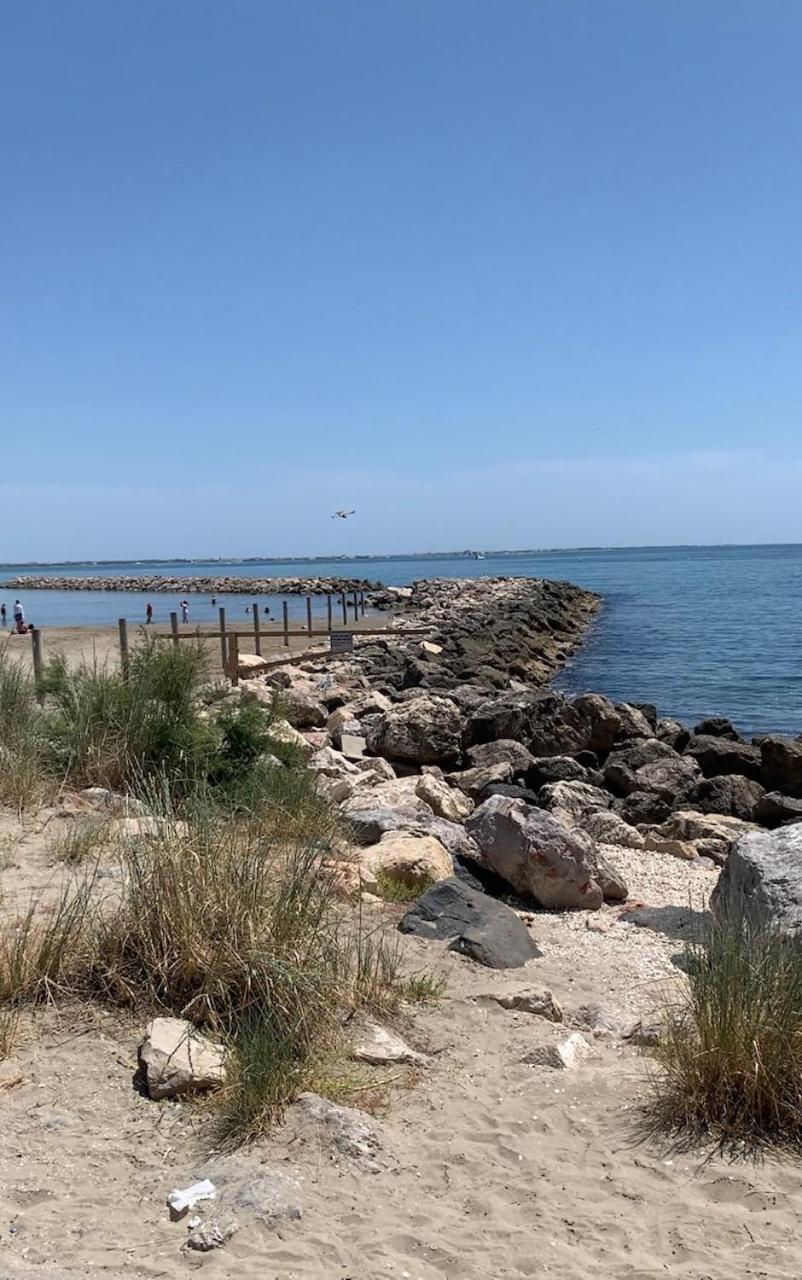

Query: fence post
[326,594,333,632]
[31,628,44,704]
[170,611,179,647]
[227,631,239,686]
[341,592,348,625]
[282,600,289,647]
[359,589,366,617]
[351,590,359,621]
[306,596,313,635]
[218,607,227,671]
[118,617,130,680]
[253,601,261,656]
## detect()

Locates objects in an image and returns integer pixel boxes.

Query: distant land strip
[0,575,384,596]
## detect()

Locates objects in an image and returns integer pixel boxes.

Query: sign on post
[329,631,354,654]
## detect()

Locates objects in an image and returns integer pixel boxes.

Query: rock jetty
[223,573,802,963]
[1,574,382,595]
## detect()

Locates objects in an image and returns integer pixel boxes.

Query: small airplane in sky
[332,509,356,519]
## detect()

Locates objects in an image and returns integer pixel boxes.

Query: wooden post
[118,618,130,680]
[326,594,333,632]
[227,631,239,686]
[341,592,348,625]
[360,589,366,617]
[253,601,261,656]
[351,590,359,621]
[218,607,227,671]
[282,600,289,647]
[306,596,313,635]
[170,611,179,647]
[31,628,44,704]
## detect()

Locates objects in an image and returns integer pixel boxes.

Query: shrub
[374,871,435,904]
[650,912,802,1152]
[0,646,52,810]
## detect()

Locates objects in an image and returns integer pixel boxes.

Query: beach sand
[0,813,799,1280]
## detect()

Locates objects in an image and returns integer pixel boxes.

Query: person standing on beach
[180,599,189,623]
[12,600,24,629]
[146,602,153,624]
[0,604,5,626]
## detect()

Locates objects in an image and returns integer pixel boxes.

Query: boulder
[360,834,453,892]
[523,1032,592,1070]
[640,833,698,860]
[753,791,802,829]
[479,782,542,805]
[656,717,690,751]
[537,780,612,825]
[594,850,629,900]
[632,703,658,730]
[683,734,762,781]
[694,716,741,741]
[570,693,621,753]
[581,809,646,849]
[614,703,653,740]
[415,773,473,822]
[138,1018,225,1100]
[759,736,802,797]
[711,824,802,934]
[294,1093,387,1173]
[467,690,585,756]
[269,719,315,760]
[346,805,429,846]
[633,755,700,801]
[466,739,536,774]
[448,762,514,799]
[465,796,612,910]
[526,755,603,790]
[281,688,328,729]
[399,877,541,969]
[237,652,271,678]
[368,695,462,764]
[616,790,671,827]
[684,774,764,821]
[489,988,564,1021]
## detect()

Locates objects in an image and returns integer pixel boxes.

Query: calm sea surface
[2,545,801,737]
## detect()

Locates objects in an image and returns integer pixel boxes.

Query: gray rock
[581,809,645,849]
[204,1155,303,1225]
[656,717,690,751]
[711,824,802,935]
[684,774,764,821]
[467,690,585,756]
[281,688,328,729]
[448,762,514,799]
[537,779,612,824]
[399,876,541,969]
[614,703,654,740]
[634,755,700,801]
[187,1214,240,1251]
[684,734,762,781]
[466,738,536,774]
[570,693,621,753]
[368,694,462,764]
[603,739,679,797]
[466,795,616,910]
[526,755,603,790]
[754,791,802,829]
[489,988,563,1021]
[294,1092,387,1173]
[616,790,671,827]
[694,716,741,741]
[759,736,802,797]
[346,805,429,845]
[138,1018,225,1101]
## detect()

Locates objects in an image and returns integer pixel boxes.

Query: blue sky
[1,1,801,559]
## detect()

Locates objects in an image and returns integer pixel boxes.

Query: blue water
[2,546,801,737]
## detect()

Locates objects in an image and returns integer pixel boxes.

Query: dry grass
[650,912,802,1153]
[49,815,111,865]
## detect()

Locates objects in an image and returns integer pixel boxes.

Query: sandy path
[0,827,800,1279]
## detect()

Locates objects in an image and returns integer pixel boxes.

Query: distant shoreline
[2,542,801,570]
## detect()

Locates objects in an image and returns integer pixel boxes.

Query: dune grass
[650,912,802,1153]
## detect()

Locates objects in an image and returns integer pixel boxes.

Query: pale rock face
[268,719,315,759]
[368,695,462,764]
[359,833,453,893]
[490,989,564,1022]
[466,795,615,910]
[640,833,699,860]
[581,810,646,849]
[138,1018,226,1100]
[537,780,612,825]
[237,652,271,678]
[711,824,802,934]
[350,1020,429,1066]
[523,1032,592,1069]
[415,773,473,822]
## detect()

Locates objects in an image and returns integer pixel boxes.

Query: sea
[2,544,801,738]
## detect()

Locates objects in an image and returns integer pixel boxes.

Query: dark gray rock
[632,703,658,730]
[479,782,542,805]
[616,790,672,827]
[753,791,802,829]
[656,717,690,751]
[570,693,621,753]
[684,774,764,822]
[693,716,741,741]
[527,755,602,790]
[634,755,701,801]
[759,736,802,797]
[346,805,427,845]
[683,734,762,781]
[466,690,584,756]
[603,740,678,797]
[399,877,541,969]
[711,824,802,935]
[614,703,653,740]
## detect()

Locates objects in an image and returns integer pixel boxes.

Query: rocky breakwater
[2,574,382,595]
[228,576,802,970]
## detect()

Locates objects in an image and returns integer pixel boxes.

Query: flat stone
[523,1032,592,1069]
[350,1020,429,1066]
[139,1018,225,1101]
[294,1092,387,1173]
[340,733,367,759]
[490,989,563,1022]
[399,876,541,969]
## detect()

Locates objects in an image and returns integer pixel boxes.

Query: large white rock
[360,833,453,893]
[139,1018,226,1100]
[368,695,462,764]
[415,773,473,822]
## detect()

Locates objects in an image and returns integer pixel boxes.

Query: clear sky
[2,0,801,560]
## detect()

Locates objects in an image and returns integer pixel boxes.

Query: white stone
[350,1021,429,1067]
[523,1032,592,1070]
[139,1018,226,1100]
